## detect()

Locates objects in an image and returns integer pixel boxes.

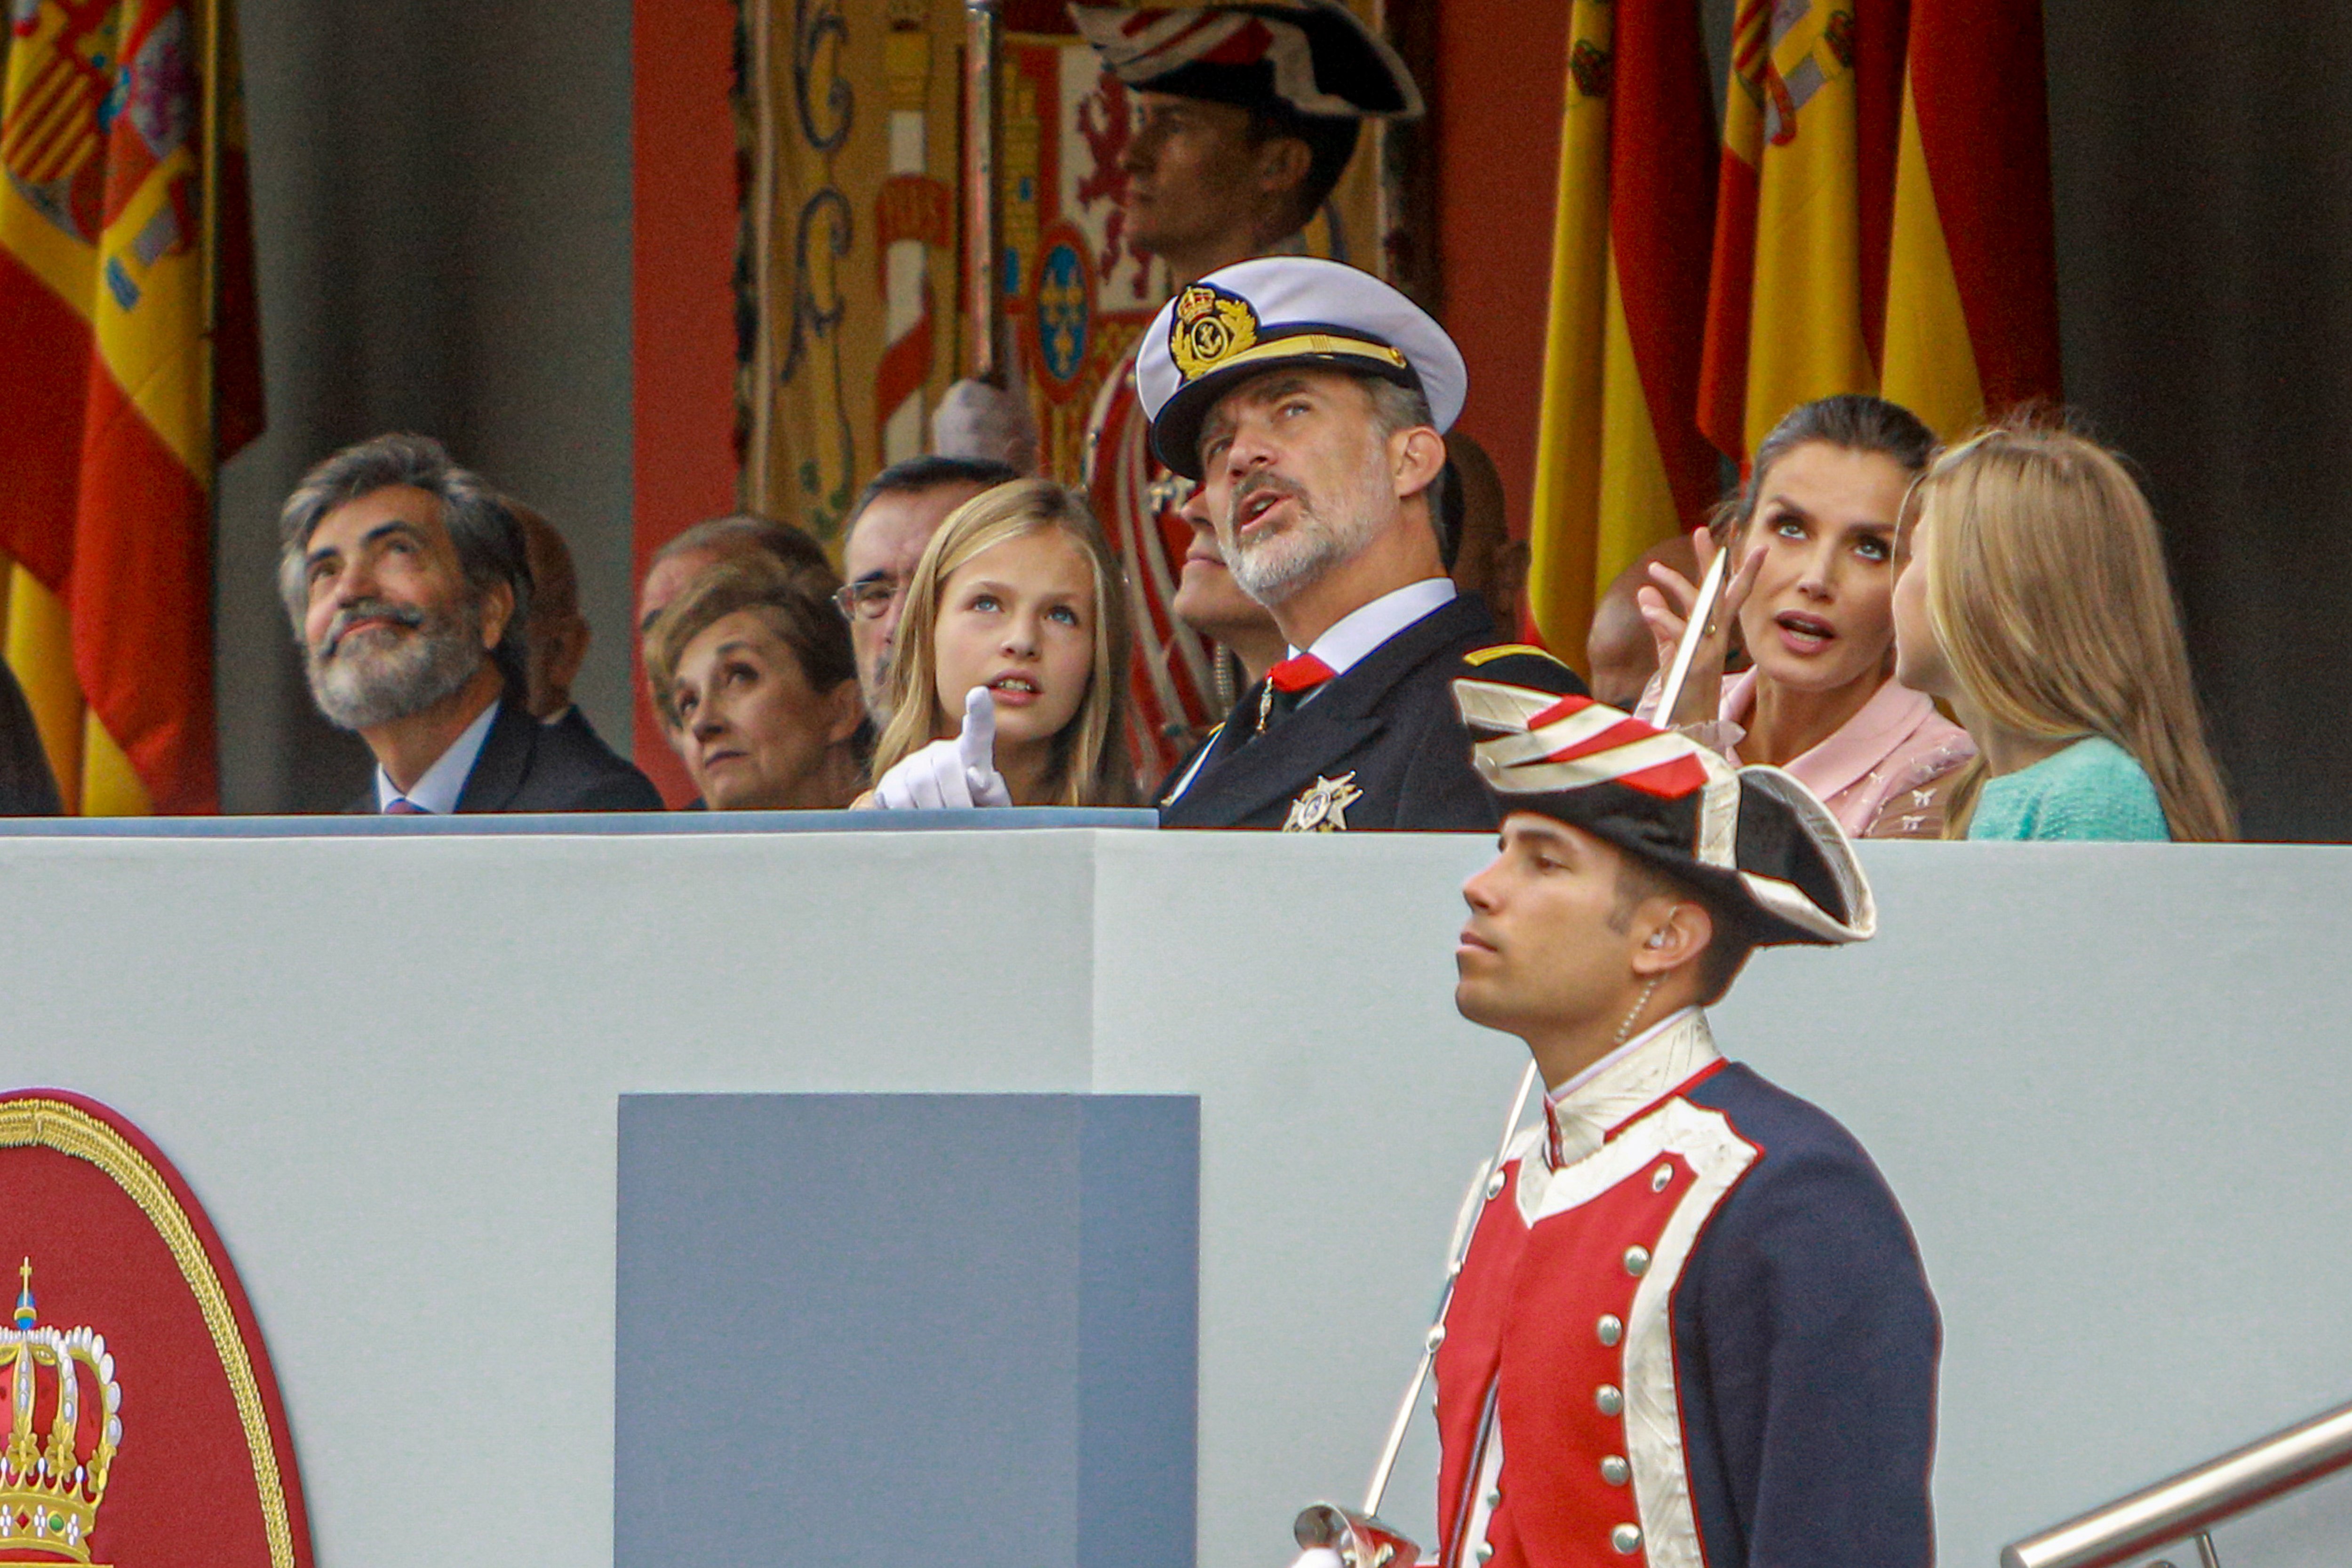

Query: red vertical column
[1435,0,1572,546]
[630,0,740,801]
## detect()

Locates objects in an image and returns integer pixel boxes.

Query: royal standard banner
[736,0,1393,549]
[0,0,263,814]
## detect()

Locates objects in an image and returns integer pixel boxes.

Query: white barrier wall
[1,825,2349,1567]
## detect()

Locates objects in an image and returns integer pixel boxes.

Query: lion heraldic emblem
[1170,282,1260,381]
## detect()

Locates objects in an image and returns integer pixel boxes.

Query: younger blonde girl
[861,478,1136,809]
[1891,422,2234,841]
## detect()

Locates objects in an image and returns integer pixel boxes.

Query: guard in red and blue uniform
[1305,681,1938,1568]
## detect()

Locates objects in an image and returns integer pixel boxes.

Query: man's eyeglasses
[834,578,901,621]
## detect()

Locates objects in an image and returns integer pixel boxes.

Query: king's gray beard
[1221,470,1385,605]
[307,598,488,731]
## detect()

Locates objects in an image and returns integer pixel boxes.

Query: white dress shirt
[1292,576,1457,685]
[375,700,501,814]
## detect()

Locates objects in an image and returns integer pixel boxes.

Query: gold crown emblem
[1,1260,121,1565]
[1170,283,1259,381]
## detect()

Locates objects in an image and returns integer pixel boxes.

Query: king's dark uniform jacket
[346,699,662,814]
[1157,595,1584,830]
[1434,1015,1937,1568]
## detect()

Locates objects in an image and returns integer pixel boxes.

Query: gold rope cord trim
[0,1098,295,1568]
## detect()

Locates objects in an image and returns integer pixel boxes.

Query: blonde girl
[1890,422,2234,841]
[861,478,1136,809]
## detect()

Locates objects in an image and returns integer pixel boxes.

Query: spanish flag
[0,0,263,814]
[1525,0,1719,665]
[1880,0,2062,437]
[1698,0,1906,462]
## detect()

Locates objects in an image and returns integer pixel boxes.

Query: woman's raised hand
[872,686,1015,810]
[1635,529,1765,730]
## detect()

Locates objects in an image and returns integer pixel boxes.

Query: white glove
[931,378,1039,473]
[1288,1551,1346,1568]
[873,686,1014,810]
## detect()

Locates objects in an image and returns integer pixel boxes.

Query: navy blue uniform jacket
[1158,594,1585,830]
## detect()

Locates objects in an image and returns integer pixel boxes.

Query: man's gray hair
[1365,376,1435,441]
[1364,377,1450,548]
[277,433,533,688]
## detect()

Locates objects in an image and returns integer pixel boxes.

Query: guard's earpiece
[1646,929,1669,949]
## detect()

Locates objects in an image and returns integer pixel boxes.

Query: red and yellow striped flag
[1525,0,1719,666]
[0,0,263,813]
[1698,0,1906,462]
[1880,0,2061,437]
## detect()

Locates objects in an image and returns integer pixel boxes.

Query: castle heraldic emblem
[0,1090,314,1568]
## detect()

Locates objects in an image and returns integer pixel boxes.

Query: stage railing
[2001,1395,2352,1568]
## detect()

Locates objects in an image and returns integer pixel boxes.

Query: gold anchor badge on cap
[1170,282,1260,381]
[1283,772,1363,832]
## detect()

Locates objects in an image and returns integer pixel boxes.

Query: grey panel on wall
[615,1093,1199,1568]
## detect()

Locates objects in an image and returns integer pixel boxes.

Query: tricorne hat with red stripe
[1068,1,1424,121]
[1452,678,1877,947]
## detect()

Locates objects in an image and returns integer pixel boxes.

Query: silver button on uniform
[1484,1170,1506,1200]
[1596,1383,1623,1417]
[1623,1245,1651,1277]
[1611,1523,1642,1554]
[1651,1163,1673,1191]
[1474,1543,1495,1564]
[1600,1455,1630,1487]
[1596,1313,1622,1346]
[1483,1488,1501,1509]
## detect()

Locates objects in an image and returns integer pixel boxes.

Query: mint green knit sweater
[1967,736,2170,841]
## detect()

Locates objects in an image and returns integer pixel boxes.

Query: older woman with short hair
[645,557,867,811]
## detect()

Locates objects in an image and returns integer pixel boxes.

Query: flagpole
[961,0,1002,382]
[198,0,223,480]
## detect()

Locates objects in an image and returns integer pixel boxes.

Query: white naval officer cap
[1135,255,1466,480]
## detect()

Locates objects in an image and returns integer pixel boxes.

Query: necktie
[1257,653,1337,732]
[384,797,428,815]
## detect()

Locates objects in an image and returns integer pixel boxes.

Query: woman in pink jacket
[1637,395,1975,839]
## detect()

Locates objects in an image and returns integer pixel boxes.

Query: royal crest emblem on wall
[0,1091,313,1568]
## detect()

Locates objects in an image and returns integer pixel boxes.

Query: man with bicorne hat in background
[1295,684,1937,1568]
[937,0,1423,780]
[1144,255,1583,829]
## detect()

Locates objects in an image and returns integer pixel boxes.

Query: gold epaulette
[1463,642,1570,669]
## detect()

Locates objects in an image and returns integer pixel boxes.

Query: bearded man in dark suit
[278,433,662,815]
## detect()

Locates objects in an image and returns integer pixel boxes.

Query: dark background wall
[211,0,2352,836]
[214,0,634,812]
[2041,4,2352,840]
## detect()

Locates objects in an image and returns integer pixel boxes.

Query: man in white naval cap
[1145,255,1584,829]
[936,0,1423,784]
[1297,683,1937,1568]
